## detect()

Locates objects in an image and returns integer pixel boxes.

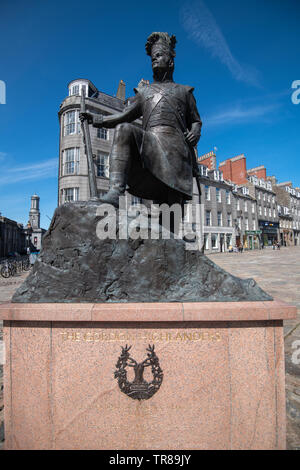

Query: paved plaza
[208,246,300,450]
[0,248,299,449]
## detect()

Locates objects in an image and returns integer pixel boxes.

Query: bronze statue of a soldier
[80,32,202,207]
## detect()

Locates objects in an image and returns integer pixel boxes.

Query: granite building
[271,180,300,246]
[58,78,143,206]
[198,163,235,253]
[244,175,279,246]
[0,215,25,258]
[219,155,279,247]
[231,185,259,250]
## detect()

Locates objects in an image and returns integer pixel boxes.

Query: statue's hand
[184,130,198,147]
[79,112,93,124]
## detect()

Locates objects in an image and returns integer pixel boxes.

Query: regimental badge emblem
[114,344,163,400]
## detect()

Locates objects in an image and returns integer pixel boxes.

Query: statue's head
[145,32,177,75]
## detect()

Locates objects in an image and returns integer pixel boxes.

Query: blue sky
[0,0,299,229]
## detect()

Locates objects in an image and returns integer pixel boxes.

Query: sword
[80,90,98,201]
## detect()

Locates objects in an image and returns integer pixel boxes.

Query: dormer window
[70,85,79,96]
[214,170,222,181]
[68,81,88,97]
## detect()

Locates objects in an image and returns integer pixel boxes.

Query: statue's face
[151,46,172,72]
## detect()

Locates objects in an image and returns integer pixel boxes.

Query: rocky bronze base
[12,201,272,303]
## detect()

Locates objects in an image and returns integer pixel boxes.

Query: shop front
[280,229,294,247]
[259,221,279,246]
[245,230,262,250]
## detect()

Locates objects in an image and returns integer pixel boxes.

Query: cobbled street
[0,248,299,449]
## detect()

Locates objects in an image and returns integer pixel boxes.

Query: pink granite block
[91,302,184,322]
[266,301,297,320]
[8,321,52,450]
[273,321,286,449]
[182,301,270,322]
[0,304,12,320]
[50,323,231,449]
[11,304,93,322]
[3,321,12,450]
[0,301,296,322]
[228,321,281,449]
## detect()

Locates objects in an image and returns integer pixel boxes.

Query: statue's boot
[99,154,130,208]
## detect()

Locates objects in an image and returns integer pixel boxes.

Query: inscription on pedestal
[60,330,222,343]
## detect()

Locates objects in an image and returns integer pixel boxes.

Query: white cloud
[0,158,58,185]
[180,0,261,87]
[205,103,280,127]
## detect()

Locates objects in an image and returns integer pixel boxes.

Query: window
[245,218,249,230]
[252,203,255,213]
[258,192,261,200]
[97,126,108,140]
[205,210,211,226]
[96,153,109,178]
[253,219,256,230]
[204,233,209,250]
[69,83,87,97]
[269,208,271,217]
[200,165,208,177]
[70,85,79,96]
[237,217,242,229]
[131,196,142,206]
[236,199,240,210]
[216,188,221,202]
[211,234,218,249]
[227,213,232,227]
[264,207,267,216]
[214,170,222,181]
[64,110,80,135]
[63,148,80,175]
[226,190,230,204]
[244,201,248,212]
[259,206,262,216]
[63,187,79,202]
[226,234,232,250]
[217,211,222,226]
[205,185,210,201]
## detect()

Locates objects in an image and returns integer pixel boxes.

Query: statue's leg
[100,123,134,208]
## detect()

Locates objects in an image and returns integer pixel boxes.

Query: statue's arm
[92,97,142,129]
[185,89,202,146]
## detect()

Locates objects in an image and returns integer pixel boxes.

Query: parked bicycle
[0,255,31,278]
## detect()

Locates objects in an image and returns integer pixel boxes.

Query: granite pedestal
[0,300,296,450]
